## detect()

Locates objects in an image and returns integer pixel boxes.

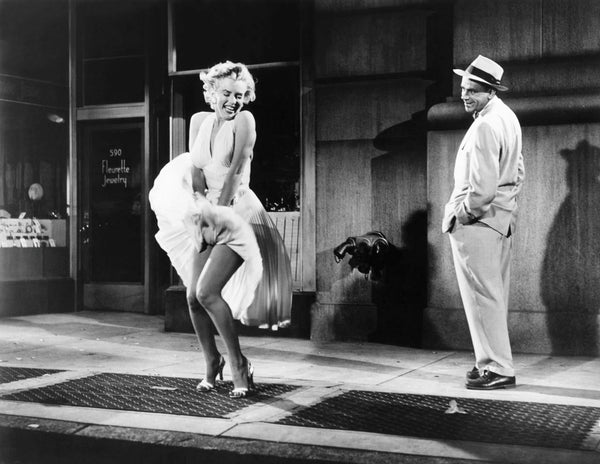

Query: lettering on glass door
[101,148,132,188]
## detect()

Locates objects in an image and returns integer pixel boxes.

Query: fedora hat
[453,55,508,91]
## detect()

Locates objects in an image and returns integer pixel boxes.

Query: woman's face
[213,77,247,120]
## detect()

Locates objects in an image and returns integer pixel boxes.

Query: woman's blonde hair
[199,61,256,109]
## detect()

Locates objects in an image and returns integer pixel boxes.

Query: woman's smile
[223,103,238,115]
[214,78,247,120]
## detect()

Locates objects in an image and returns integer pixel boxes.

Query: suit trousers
[449,222,515,377]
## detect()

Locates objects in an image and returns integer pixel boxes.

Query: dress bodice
[190,113,251,203]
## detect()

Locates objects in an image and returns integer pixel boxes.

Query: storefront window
[172,0,300,71]
[0,1,70,315]
[248,66,300,212]
[0,100,69,280]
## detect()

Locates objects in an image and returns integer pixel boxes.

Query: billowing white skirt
[149,152,292,327]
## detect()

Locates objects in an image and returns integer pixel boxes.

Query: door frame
[71,102,162,314]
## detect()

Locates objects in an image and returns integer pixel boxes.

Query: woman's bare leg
[187,247,221,383]
[196,244,249,390]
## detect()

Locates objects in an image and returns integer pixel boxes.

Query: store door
[80,120,145,311]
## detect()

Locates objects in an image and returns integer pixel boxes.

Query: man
[442,55,525,390]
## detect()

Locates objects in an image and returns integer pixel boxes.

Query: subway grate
[0,366,64,384]
[2,372,298,417]
[277,390,600,450]
[4,369,599,451]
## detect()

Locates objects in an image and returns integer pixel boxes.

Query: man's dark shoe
[466,366,480,380]
[466,370,516,390]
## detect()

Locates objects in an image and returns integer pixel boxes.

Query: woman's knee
[186,293,202,312]
[196,285,220,309]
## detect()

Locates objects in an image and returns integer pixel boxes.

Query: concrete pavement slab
[1,311,599,464]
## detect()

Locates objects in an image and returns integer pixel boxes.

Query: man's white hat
[453,55,508,91]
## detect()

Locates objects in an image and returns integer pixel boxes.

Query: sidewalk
[0,311,599,464]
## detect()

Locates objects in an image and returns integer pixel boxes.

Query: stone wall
[310,0,453,344]
[425,0,600,355]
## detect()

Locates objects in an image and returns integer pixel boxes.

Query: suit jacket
[442,96,525,236]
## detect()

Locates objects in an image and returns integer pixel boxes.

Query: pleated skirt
[233,191,293,328]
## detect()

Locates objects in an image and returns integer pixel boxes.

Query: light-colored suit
[443,96,524,377]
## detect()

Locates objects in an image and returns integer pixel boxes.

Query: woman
[149,61,292,398]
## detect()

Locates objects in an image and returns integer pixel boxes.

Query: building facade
[1,0,598,356]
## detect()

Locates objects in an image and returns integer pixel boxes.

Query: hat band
[466,65,501,85]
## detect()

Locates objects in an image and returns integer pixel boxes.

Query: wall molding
[428,92,600,129]
[76,104,145,121]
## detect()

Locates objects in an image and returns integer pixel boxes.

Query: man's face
[460,76,494,114]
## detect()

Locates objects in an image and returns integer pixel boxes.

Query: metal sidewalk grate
[2,372,298,417]
[277,390,600,450]
[0,366,64,384]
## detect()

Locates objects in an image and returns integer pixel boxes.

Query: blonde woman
[149,61,292,398]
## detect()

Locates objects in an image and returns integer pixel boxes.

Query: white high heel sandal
[229,358,255,398]
[196,356,225,392]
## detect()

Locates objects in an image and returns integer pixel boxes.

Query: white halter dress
[149,113,292,327]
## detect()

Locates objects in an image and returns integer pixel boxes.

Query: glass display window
[0,102,70,282]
